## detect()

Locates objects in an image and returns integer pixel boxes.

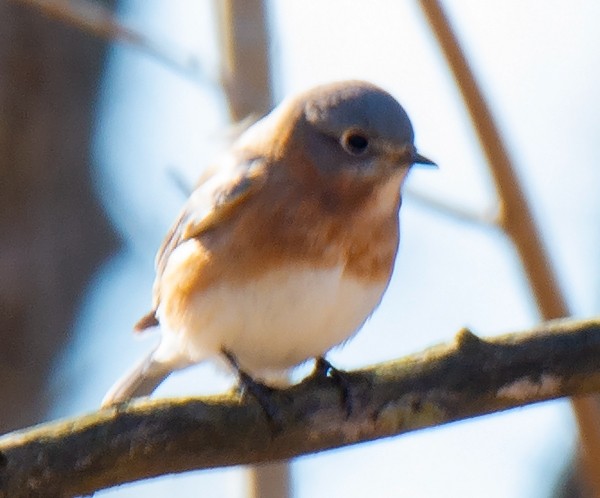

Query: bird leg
[221,349,283,428]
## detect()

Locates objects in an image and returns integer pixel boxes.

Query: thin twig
[405,187,500,228]
[11,0,207,83]
[418,0,567,317]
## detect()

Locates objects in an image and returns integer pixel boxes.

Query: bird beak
[412,152,437,167]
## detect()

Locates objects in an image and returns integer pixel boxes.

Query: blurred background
[1,0,599,496]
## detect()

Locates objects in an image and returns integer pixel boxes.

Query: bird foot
[222,349,284,430]
[311,357,354,417]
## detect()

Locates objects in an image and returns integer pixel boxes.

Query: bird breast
[157,261,389,379]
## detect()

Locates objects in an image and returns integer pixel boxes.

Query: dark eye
[341,131,369,155]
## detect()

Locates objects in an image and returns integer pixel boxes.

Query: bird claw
[311,357,354,418]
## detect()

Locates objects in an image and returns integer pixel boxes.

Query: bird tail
[101,351,173,408]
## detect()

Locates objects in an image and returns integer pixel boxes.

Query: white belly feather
[155,266,388,379]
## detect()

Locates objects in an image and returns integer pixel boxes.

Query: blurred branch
[405,187,500,228]
[2,317,600,496]
[213,2,286,497]
[10,0,206,82]
[418,2,600,496]
[216,0,272,120]
[418,0,567,318]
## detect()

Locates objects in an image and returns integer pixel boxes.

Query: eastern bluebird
[101,80,433,407]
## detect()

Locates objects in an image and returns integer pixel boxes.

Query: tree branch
[418,0,567,318]
[10,0,207,83]
[1,317,600,497]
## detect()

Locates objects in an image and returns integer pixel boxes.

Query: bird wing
[130,155,267,332]
[155,156,267,280]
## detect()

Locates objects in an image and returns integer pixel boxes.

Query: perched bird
[101,80,434,408]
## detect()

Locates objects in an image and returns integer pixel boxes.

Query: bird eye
[341,131,369,155]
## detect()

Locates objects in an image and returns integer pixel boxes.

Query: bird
[101,80,434,409]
